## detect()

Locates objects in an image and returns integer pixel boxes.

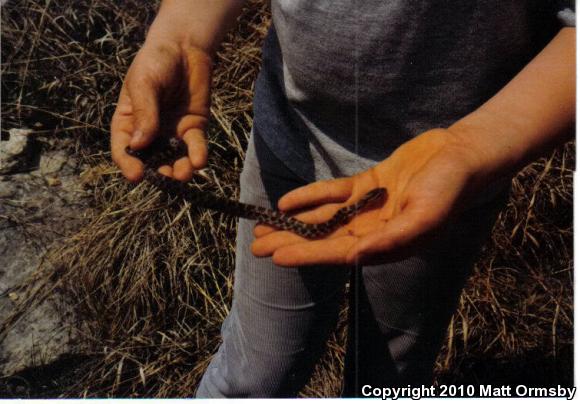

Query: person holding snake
[110,0,575,398]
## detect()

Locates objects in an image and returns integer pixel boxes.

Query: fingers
[253,224,278,238]
[166,127,207,181]
[182,128,208,169]
[275,236,357,266]
[252,230,306,257]
[252,205,384,266]
[111,94,144,182]
[185,48,212,117]
[252,198,448,267]
[252,200,364,256]
[278,177,354,211]
[252,235,357,267]
[178,47,211,171]
[111,132,144,182]
[254,202,344,238]
[158,165,173,178]
[172,157,194,181]
[127,76,160,150]
[346,203,442,263]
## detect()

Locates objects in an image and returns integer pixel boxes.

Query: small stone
[8,292,19,302]
[39,151,68,176]
[0,128,34,175]
[45,176,61,186]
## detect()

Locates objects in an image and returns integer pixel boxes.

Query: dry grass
[1,0,573,397]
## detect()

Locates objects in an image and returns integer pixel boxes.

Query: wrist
[448,109,525,182]
[146,0,244,55]
[448,27,575,183]
[145,16,213,56]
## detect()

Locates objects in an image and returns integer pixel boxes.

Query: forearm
[449,27,575,181]
[147,0,246,53]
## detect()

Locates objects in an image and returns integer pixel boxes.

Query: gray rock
[0,140,89,376]
[0,129,35,175]
[39,150,68,176]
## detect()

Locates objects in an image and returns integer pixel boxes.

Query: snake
[125,137,387,239]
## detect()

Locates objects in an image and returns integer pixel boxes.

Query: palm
[252,129,477,266]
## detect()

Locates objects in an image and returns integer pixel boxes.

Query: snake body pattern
[126,138,387,239]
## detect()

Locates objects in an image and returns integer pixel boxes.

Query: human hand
[252,28,574,267]
[251,129,488,266]
[110,41,211,182]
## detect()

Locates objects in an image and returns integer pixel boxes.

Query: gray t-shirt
[253,0,574,182]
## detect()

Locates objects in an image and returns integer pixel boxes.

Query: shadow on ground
[436,345,574,390]
[0,354,96,398]
[0,346,573,398]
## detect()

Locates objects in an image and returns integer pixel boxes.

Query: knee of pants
[197,290,343,398]
[197,329,327,397]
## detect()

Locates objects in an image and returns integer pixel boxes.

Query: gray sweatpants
[196,133,505,398]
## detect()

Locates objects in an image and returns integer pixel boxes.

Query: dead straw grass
[1,0,573,397]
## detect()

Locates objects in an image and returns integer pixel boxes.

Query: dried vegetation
[0,0,573,397]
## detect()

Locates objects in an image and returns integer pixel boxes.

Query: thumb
[127,77,160,150]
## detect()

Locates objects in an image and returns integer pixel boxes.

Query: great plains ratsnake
[125,137,387,239]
